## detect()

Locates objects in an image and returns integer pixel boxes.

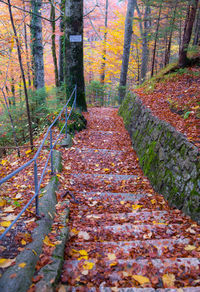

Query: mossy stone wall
[119,94,200,223]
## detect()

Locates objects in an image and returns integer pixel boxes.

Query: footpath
[55,107,200,291]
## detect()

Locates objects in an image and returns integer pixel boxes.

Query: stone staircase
[57,108,200,291]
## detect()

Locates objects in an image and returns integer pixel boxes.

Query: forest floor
[134,64,200,149]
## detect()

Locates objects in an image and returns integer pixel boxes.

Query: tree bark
[8,0,34,149]
[193,6,200,45]
[100,0,109,85]
[65,0,87,111]
[119,0,136,103]
[50,0,59,87]
[30,0,45,91]
[178,0,199,67]
[139,2,151,84]
[164,0,178,66]
[151,2,162,77]
[59,0,65,84]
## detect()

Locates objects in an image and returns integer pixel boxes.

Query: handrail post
[65,106,68,138]
[34,160,39,216]
[50,128,54,175]
[75,84,77,108]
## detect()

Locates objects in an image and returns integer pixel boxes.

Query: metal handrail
[0,85,77,240]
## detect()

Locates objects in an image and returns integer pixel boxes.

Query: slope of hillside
[134,65,200,149]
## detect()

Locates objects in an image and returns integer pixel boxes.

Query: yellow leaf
[82,261,94,270]
[132,204,143,210]
[79,250,88,256]
[0,199,7,207]
[111,163,115,167]
[21,239,26,246]
[18,262,26,268]
[184,245,196,251]
[43,236,55,247]
[108,253,116,261]
[162,273,175,287]
[1,160,7,166]
[0,221,11,227]
[95,164,99,167]
[78,249,88,260]
[0,258,15,268]
[151,199,156,204]
[110,261,118,267]
[71,228,79,235]
[132,275,150,285]
[152,221,167,225]
[32,249,37,256]
[120,201,125,205]
[25,149,32,155]
[103,168,110,172]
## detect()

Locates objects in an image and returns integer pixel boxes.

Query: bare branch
[0,0,61,22]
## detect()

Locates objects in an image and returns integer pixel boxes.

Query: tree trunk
[30,0,45,91]
[119,0,136,103]
[178,0,199,68]
[23,0,31,87]
[59,0,65,85]
[100,0,109,85]
[50,0,59,87]
[8,0,34,149]
[164,0,178,66]
[151,2,162,77]
[140,2,151,84]
[193,6,200,45]
[65,0,87,111]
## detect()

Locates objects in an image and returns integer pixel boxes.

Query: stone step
[65,147,140,174]
[69,223,200,241]
[75,130,131,151]
[67,237,200,260]
[64,172,147,193]
[61,257,200,287]
[61,286,200,292]
[73,209,191,225]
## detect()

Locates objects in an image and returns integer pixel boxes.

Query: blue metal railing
[0,85,77,240]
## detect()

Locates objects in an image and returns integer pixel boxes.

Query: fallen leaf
[3,206,15,213]
[9,273,17,279]
[82,261,94,270]
[0,199,7,207]
[0,221,11,227]
[0,258,15,268]
[162,273,175,288]
[43,236,55,247]
[132,275,150,285]
[151,199,156,204]
[81,270,89,275]
[107,253,116,261]
[184,245,196,251]
[78,231,90,240]
[58,285,67,292]
[21,239,26,246]
[78,250,88,260]
[132,204,143,210]
[18,262,26,268]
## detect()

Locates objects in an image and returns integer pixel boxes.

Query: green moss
[141,141,157,176]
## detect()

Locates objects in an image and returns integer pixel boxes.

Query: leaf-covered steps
[57,107,200,290]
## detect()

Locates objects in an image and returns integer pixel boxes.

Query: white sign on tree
[69,35,82,42]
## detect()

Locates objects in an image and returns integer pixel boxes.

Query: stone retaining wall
[119,93,200,223]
